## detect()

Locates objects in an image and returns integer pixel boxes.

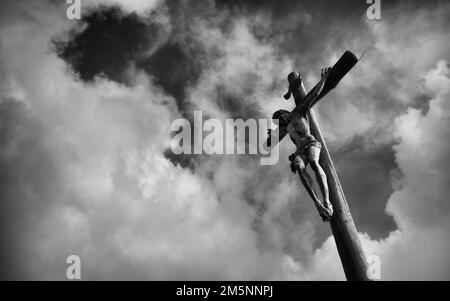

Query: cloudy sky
[0,0,449,280]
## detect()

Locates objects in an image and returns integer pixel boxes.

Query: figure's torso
[287,111,316,150]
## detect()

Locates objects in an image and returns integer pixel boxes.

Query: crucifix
[267,51,371,281]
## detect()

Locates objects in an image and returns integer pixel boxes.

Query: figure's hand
[321,67,331,79]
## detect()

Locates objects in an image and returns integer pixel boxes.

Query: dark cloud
[334,136,397,239]
[138,42,203,113]
[214,84,263,120]
[54,7,156,84]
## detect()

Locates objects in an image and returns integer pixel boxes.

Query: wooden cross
[268,51,371,281]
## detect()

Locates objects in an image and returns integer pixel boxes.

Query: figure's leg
[303,168,318,197]
[307,146,333,217]
[293,155,331,222]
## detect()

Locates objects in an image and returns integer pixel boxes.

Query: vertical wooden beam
[308,109,370,281]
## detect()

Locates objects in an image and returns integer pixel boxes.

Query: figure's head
[272,109,291,127]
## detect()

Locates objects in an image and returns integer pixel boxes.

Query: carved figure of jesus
[273,68,333,221]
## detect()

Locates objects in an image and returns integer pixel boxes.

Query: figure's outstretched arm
[303,67,331,109]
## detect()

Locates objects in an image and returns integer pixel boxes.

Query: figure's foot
[316,203,332,222]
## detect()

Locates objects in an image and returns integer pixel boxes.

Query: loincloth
[294,140,322,162]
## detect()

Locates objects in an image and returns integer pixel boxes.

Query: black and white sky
[0,0,449,280]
